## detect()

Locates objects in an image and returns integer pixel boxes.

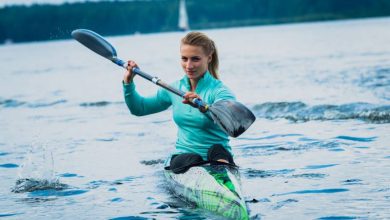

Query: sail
[178,0,190,31]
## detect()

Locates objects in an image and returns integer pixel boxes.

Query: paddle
[71,29,255,137]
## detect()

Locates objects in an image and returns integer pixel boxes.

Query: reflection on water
[0,17,390,219]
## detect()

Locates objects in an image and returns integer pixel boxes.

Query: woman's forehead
[180,44,207,56]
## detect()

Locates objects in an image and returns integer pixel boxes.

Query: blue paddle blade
[208,100,256,137]
[71,29,117,61]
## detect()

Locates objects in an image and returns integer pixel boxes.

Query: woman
[123,31,237,174]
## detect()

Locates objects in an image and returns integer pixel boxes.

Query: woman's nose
[186,60,193,69]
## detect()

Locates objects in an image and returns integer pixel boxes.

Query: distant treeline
[1,0,390,43]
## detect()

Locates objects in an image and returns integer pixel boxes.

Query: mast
[178,0,189,31]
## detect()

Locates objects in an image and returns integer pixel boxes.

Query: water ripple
[253,102,390,123]
[29,189,88,197]
[290,173,327,179]
[273,198,298,209]
[316,216,358,220]
[244,168,295,178]
[341,179,364,185]
[277,188,349,196]
[0,98,67,108]
[238,133,303,141]
[304,164,338,169]
[110,197,124,202]
[0,99,26,107]
[86,176,138,189]
[79,101,123,107]
[140,159,165,166]
[238,140,345,156]
[0,163,19,168]
[357,66,390,100]
[0,213,23,217]
[28,99,67,108]
[96,137,117,142]
[246,198,271,203]
[110,216,155,220]
[0,152,10,156]
[335,136,376,142]
[59,173,83,178]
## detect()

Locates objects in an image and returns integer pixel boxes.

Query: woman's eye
[181,57,188,61]
[191,57,200,62]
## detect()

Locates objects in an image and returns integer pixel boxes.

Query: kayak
[164,163,249,219]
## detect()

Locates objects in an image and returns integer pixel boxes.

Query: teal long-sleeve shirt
[123,71,236,160]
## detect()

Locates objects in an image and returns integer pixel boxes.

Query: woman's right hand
[123,60,138,84]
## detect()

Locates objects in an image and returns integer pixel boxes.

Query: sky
[0,0,112,7]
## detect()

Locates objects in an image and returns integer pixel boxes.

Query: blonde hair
[181,31,219,79]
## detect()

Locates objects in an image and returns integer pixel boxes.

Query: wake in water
[252,102,390,123]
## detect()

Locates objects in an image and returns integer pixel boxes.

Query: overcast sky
[0,0,112,7]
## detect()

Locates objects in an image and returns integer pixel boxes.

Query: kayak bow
[164,164,249,219]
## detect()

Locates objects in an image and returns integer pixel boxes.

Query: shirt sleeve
[123,81,172,116]
[212,83,236,104]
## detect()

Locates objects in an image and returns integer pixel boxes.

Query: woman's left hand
[183,92,207,112]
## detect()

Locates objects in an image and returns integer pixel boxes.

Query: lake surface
[1,17,389,219]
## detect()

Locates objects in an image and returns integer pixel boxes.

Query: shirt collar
[183,71,213,92]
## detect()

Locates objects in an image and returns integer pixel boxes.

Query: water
[1,17,389,219]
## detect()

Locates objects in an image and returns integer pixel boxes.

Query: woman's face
[180,44,211,81]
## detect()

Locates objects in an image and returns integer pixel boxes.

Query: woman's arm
[123,60,171,116]
[123,82,171,116]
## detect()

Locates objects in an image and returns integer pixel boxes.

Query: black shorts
[165,144,236,174]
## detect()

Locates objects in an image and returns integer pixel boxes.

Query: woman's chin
[186,73,197,79]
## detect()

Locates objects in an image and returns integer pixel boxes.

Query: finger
[131,61,139,68]
[183,92,199,99]
[127,60,137,68]
[126,61,132,70]
[188,95,200,101]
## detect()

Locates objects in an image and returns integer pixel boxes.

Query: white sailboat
[178,0,190,31]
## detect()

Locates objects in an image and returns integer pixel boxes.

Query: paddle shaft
[112,57,205,108]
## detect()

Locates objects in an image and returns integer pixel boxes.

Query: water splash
[17,140,56,180]
[12,178,68,193]
[12,140,67,193]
